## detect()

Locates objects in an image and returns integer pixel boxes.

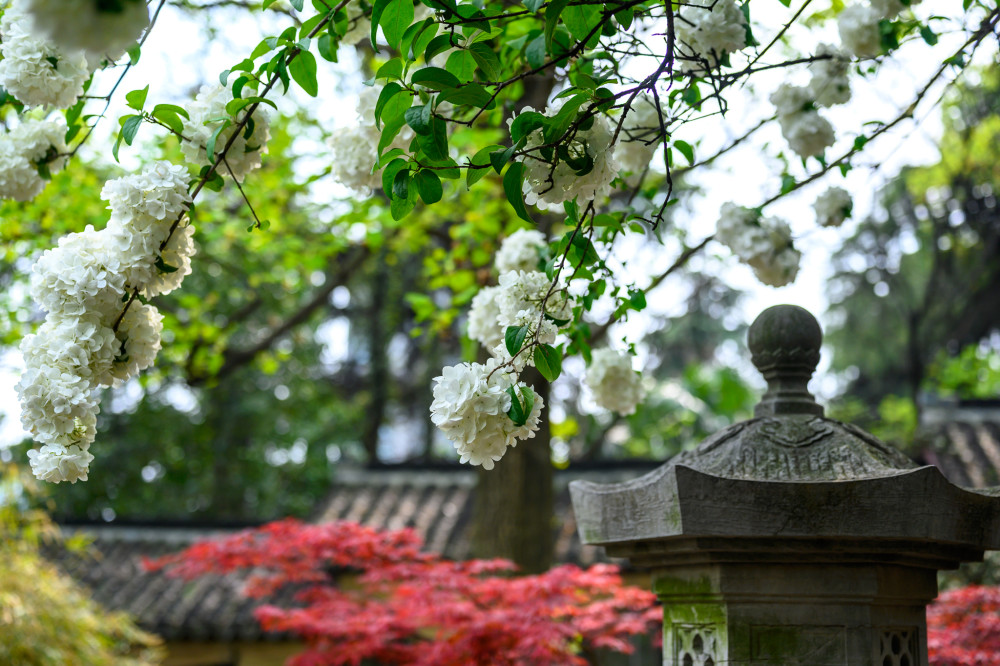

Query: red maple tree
[146,519,661,665]
[927,585,1000,666]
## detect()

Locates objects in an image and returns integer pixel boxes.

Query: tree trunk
[470,373,553,573]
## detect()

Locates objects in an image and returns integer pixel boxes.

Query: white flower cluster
[585,348,643,416]
[495,229,547,274]
[617,93,668,179]
[675,0,748,71]
[430,358,543,470]
[769,83,835,159]
[328,85,414,192]
[0,0,90,108]
[808,44,852,107]
[21,0,149,62]
[0,118,67,201]
[181,83,272,180]
[515,106,619,207]
[837,0,919,58]
[716,202,801,287]
[813,186,852,227]
[18,161,193,483]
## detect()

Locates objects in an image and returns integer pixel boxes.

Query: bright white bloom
[329,85,414,192]
[617,93,667,178]
[30,226,126,319]
[430,358,542,470]
[22,0,149,62]
[181,83,271,179]
[585,348,643,416]
[144,223,196,297]
[838,4,882,59]
[0,118,69,200]
[496,229,547,274]
[675,0,748,71]
[467,285,503,348]
[496,270,571,334]
[0,149,43,201]
[341,1,371,46]
[27,443,94,483]
[0,1,90,108]
[808,44,852,107]
[97,302,163,386]
[745,219,800,287]
[813,186,853,227]
[871,0,921,18]
[715,204,801,287]
[515,106,619,207]
[16,359,99,447]
[770,84,835,159]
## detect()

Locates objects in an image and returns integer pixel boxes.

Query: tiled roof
[51,462,661,643]
[916,417,1000,489]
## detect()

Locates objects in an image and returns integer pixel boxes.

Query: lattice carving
[877,627,918,666]
[674,624,719,666]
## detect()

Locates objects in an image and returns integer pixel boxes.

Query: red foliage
[145,518,661,665]
[928,585,1000,666]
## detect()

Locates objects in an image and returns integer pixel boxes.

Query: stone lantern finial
[748,304,824,418]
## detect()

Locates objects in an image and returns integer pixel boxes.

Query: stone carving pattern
[877,628,917,666]
[674,624,718,666]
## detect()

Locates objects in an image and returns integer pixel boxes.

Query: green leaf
[468,42,502,81]
[410,66,460,90]
[411,20,439,60]
[467,144,501,188]
[317,33,337,62]
[382,158,408,193]
[404,104,433,135]
[289,50,318,96]
[154,256,180,274]
[502,162,532,223]
[506,386,527,427]
[562,4,601,46]
[919,25,938,46]
[416,116,449,160]
[125,85,148,111]
[392,166,411,200]
[127,44,141,65]
[533,344,562,381]
[525,34,546,69]
[151,103,188,134]
[444,49,478,81]
[206,119,231,160]
[379,0,414,50]
[414,169,443,204]
[544,0,570,52]
[374,82,404,127]
[505,325,529,356]
[437,82,495,109]
[376,59,404,81]
[524,0,543,12]
[425,34,460,62]
[290,0,304,10]
[541,93,586,143]
[121,114,142,145]
[673,139,695,165]
[509,111,545,143]
[490,139,523,174]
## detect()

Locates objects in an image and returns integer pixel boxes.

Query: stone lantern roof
[571,304,1000,568]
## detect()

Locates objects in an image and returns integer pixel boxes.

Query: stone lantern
[571,305,1000,666]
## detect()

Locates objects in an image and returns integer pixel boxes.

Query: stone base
[654,563,936,666]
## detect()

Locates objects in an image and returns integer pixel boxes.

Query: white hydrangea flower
[585,348,643,416]
[617,93,667,178]
[496,270,571,332]
[0,118,69,201]
[769,84,835,159]
[871,0,921,18]
[430,358,542,470]
[329,85,414,192]
[340,1,372,46]
[181,83,272,179]
[30,225,127,319]
[496,229,547,274]
[838,4,882,59]
[715,204,802,287]
[22,0,149,62]
[20,315,117,384]
[514,106,619,207]
[97,302,163,387]
[27,443,94,484]
[808,44,852,107]
[467,285,503,348]
[675,0,748,71]
[144,223,196,297]
[16,360,99,447]
[813,186,853,227]
[0,0,90,108]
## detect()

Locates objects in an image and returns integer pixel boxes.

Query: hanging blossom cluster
[328,85,415,192]
[19,0,149,62]
[514,105,620,208]
[17,162,193,484]
[716,203,801,287]
[181,83,272,180]
[437,231,645,469]
[813,186,853,227]
[0,118,67,201]
[585,348,644,416]
[0,0,90,109]
[675,0,748,72]
[838,0,921,59]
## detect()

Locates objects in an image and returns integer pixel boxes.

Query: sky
[0,0,989,449]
